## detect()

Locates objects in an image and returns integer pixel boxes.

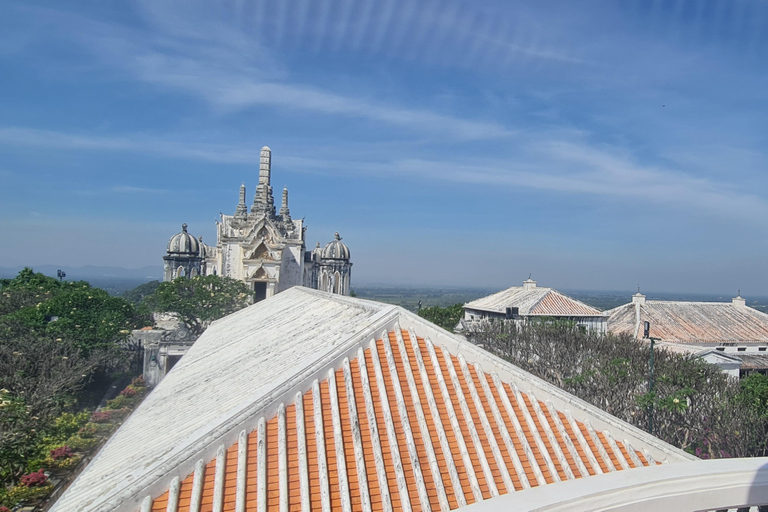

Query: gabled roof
[464,281,603,317]
[737,353,768,370]
[606,299,768,344]
[52,288,693,512]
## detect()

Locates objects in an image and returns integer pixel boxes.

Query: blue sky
[1,0,767,294]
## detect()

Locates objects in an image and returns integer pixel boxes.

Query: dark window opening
[716,347,725,351]
[254,282,268,302]
[166,355,182,372]
[737,347,747,352]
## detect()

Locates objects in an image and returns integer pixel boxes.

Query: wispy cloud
[3,123,766,223]
[0,127,258,164]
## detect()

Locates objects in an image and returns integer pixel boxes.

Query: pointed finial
[738,289,741,297]
[236,183,248,216]
[182,223,188,232]
[335,232,341,240]
[529,273,532,279]
[638,284,640,293]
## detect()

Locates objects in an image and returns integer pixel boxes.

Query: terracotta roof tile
[145,329,656,512]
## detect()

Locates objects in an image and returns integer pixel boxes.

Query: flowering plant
[50,446,73,460]
[20,469,48,487]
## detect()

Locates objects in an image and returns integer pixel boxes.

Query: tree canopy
[417,303,464,331]
[467,319,768,459]
[0,268,142,354]
[0,268,142,485]
[144,275,253,335]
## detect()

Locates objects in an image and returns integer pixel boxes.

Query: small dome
[198,236,214,258]
[167,223,200,255]
[321,232,350,260]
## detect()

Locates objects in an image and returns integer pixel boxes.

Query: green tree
[121,280,161,305]
[418,303,464,331]
[145,275,253,336]
[0,332,118,484]
[739,373,768,418]
[0,269,143,355]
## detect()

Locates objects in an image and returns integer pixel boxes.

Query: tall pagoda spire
[252,146,275,216]
[279,187,291,223]
[235,183,248,217]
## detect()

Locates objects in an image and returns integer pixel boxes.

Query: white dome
[321,232,350,260]
[167,224,200,255]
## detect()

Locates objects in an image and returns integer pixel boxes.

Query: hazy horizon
[2,1,768,295]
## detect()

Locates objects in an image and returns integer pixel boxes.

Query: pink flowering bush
[50,446,73,460]
[20,469,47,487]
[120,386,137,398]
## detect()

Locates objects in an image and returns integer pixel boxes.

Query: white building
[461,279,607,333]
[162,146,352,301]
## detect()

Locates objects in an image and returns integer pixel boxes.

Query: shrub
[49,454,80,470]
[90,411,112,423]
[0,505,10,512]
[4,482,54,507]
[131,375,146,388]
[63,435,98,451]
[120,386,137,398]
[105,394,132,410]
[50,446,73,460]
[20,469,47,487]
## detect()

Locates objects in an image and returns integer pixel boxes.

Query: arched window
[333,271,342,294]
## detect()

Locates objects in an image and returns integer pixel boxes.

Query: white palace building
[162,146,352,301]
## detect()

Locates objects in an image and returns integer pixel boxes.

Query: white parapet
[462,457,768,512]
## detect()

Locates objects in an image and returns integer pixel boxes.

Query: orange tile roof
[147,329,654,512]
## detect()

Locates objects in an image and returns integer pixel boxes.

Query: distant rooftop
[464,280,604,317]
[606,294,768,344]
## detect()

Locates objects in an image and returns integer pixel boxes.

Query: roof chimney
[632,293,646,305]
[523,279,537,291]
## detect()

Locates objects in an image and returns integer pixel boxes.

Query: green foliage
[0,482,54,508]
[0,269,138,486]
[739,373,768,418]
[121,280,161,305]
[0,268,146,355]
[63,435,98,451]
[417,303,464,331]
[105,394,133,410]
[145,275,253,335]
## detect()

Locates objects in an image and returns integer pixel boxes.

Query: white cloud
[3,124,766,222]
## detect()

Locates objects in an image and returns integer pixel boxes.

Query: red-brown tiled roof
[148,329,654,512]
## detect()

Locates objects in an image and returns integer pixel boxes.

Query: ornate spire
[279,187,291,222]
[252,146,275,216]
[236,183,247,216]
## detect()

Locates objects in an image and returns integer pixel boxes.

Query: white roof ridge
[53,290,694,512]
